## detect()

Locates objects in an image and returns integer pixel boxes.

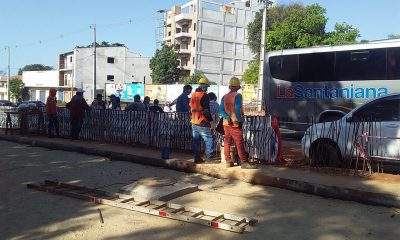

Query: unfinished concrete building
[163,0,268,85]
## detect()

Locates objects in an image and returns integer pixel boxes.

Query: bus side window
[336,48,386,81]
[387,48,400,80]
[269,55,299,82]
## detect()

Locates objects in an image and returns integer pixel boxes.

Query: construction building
[163,0,269,85]
[59,46,152,102]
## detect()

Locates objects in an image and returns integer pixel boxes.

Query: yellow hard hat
[229,77,241,87]
[198,77,209,85]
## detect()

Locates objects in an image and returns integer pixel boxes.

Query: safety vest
[223,92,244,127]
[190,91,209,124]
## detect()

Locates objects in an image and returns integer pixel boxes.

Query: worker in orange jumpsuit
[220,77,257,169]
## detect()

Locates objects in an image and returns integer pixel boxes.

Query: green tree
[149,44,178,84]
[266,4,327,51]
[247,3,360,54]
[388,34,400,39]
[241,61,259,84]
[76,42,126,48]
[9,79,25,100]
[179,70,204,84]
[18,64,53,75]
[323,22,360,45]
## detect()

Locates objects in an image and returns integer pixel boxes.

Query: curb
[1,134,399,208]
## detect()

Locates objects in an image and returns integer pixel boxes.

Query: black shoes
[204,154,221,164]
[226,162,234,168]
[241,162,258,169]
[194,157,205,164]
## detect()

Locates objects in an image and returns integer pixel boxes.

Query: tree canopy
[247,3,360,54]
[18,64,53,75]
[388,34,400,39]
[76,41,126,48]
[241,61,259,84]
[149,44,178,84]
[244,3,360,84]
[179,70,204,84]
[9,78,25,101]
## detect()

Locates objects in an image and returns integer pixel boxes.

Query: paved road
[1,140,399,240]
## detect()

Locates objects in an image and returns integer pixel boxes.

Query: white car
[301,93,400,166]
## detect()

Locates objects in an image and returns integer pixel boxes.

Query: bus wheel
[311,141,342,167]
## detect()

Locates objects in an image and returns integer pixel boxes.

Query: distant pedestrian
[143,96,151,110]
[208,92,219,115]
[108,94,121,110]
[67,88,89,140]
[220,77,257,169]
[45,88,60,138]
[92,94,106,110]
[149,99,164,112]
[126,94,147,111]
[91,99,104,110]
[174,85,192,112]
[163,101,172,112]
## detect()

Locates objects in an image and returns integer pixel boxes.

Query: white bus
[263,40,400,131]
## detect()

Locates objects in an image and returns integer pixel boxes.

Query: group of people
[45,76,257,169]
[187,77,257,169]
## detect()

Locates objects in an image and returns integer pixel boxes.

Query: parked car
[19,101,46,108]
[302,93,400,167]
[0,100,13,106]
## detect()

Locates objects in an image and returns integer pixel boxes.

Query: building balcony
[163,35,172,41]
[175,32,192,39]
[175,13,193,23]
[59,65,73,71]
[166,18,172,26]
[0,87,7,93]
[176,48,191,54]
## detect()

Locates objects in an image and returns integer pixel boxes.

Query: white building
[0,76,8,100]
[59,46,152,101]
[22,70,67,102]
[163,0,271,84]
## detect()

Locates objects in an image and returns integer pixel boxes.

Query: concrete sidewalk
[1,132,399,208]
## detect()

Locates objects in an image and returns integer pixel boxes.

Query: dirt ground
[1,140,400,240]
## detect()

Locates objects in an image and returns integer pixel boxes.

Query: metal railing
[0,108,277,162]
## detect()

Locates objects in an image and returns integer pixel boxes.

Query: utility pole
[6,46,10,101]
[257,0,272,112]
[91,24,97,100]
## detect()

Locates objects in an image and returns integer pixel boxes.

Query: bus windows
[269,55,299,82]
[299,52,334,82]
[387,48,400,80]
[335,48,386,81]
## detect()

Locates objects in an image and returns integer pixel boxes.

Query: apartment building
[163,0,270,85]
[59,46,152,102]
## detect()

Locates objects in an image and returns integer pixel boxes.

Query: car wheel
[311,141,342,167]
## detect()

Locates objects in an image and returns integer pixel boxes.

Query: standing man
[92,94,106,110]
[175,85,192,112]
[143,96,151,110]
[190,77,218,163]
[108,94,121,110]
[220,77,257,169]
[126,94,147,111]
[149,99,164,112]
[45,88,60,138]
[67,88,89,140]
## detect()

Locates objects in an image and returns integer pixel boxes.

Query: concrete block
[119,177,199,201]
